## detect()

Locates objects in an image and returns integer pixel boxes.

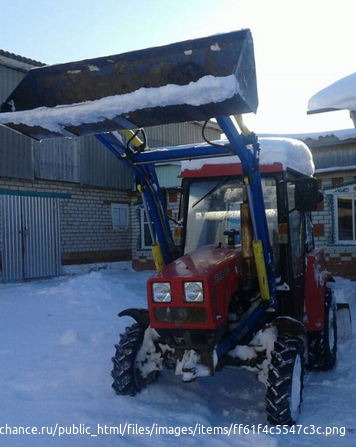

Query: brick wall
[3,170,355,281]
[0,177,132,266]
[312,170,356,280]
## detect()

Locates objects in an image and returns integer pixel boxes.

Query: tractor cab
[181,161,280,268]
[172,144,322,330]
[180,139,317,260]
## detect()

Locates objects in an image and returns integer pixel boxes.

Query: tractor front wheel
[308,288,337,371]
[266,336,304,425]
[111,324,160,396]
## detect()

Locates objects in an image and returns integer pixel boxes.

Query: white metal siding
[22,196,61,279]
[1,195,61,282]
[1,195,23,282]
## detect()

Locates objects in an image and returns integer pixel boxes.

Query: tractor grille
[153,307,206,324]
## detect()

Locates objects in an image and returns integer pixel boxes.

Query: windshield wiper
[192,178,229,209]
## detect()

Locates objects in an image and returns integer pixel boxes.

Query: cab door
[287,182,306,321]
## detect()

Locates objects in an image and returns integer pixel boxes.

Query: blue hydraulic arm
[95,132,177,266]
[95,117,276,309]
[216,117,276,308]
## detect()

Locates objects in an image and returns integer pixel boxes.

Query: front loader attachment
[0,29,257,140]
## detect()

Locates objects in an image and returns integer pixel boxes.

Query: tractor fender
[273,316,306,337]
[118,308,150,327]
[304,249,330,331]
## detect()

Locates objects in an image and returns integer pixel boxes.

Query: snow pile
[314,260,330,287]
[308,71,356,113]
[136,327,164,378]
[62,261,134,276]
[181,137,315,176]
[230,345,257,361]
[0,75,240,133]
[229,326,278,385]
[175,350,211,382]
[328,276,356,305]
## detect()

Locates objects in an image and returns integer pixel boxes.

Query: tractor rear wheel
[308,288,337,371]
[266,336,304,425]
[111,324,160,396]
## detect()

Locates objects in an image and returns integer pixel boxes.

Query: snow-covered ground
[1,263,356,447]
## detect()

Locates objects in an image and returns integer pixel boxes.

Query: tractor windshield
[185,177,279,269]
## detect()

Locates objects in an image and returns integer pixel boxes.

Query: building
[0,49,221,281]
[301,130,356,279]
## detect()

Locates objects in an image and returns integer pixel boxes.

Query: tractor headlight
[184,282,204,303]
[152,282,171,303]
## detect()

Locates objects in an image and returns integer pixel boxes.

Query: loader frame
[96,116,277,358]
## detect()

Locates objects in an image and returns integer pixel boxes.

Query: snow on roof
[308,72,356,114]
[315,165,356,174]
[260,128,356,143]
[0,75,240,134]
[181,137,315,176]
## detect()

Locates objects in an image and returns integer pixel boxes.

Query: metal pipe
[140,190,156,244]
[240,187,254,277]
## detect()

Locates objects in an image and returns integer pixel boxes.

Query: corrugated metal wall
[79,136,133,189]
[0,63,134,190]
[34,138,80,183]
[1,195,61,282]
[1,195,23,281]
[1,62,221,190]
[22,196,61,279]
[0,64,25,103]
[148,123,221,188]
[312,144,356,170]
[145,122,221,147]
[0,65,35,179]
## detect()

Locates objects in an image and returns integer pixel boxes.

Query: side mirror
[295,178,322,212]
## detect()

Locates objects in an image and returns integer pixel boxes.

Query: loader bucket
[0,29,257,140]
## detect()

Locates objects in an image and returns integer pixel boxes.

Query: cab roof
[180,137,314,178]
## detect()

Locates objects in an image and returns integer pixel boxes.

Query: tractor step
[0,29,257,140]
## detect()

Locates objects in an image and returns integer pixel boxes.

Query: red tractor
[112,140,337,425]
[0,29,348,425]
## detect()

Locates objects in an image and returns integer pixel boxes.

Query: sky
[1,0,356,134]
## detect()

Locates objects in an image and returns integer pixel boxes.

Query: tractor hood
[147,245,241,330]
[152,244,240,279]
